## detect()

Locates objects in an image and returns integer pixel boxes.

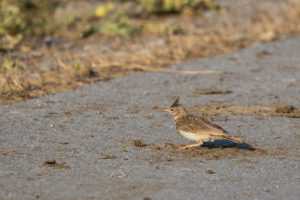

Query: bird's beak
[152,106,170,112]
[159,106,171,112]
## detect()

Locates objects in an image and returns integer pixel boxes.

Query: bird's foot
[179,143,203,150]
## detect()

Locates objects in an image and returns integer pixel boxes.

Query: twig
[101,62,222,75]
[119,170,127,177]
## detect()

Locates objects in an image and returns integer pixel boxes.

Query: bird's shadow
[202,140,255,151]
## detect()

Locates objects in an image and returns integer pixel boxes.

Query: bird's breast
[178,130,212,142]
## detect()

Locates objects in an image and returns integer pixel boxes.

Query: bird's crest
[170,97,179,107]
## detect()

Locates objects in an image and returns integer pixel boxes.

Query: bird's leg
[180,140,203,150]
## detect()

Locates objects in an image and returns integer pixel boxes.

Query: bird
[162,97,243,150]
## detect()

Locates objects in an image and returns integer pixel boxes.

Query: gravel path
[1,37,300,200]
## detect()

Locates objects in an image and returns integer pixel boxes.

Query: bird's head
[162,97,188,120]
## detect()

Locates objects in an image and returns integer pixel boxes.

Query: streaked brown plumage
[162,97,243,149]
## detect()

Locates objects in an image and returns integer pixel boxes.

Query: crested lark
[162,97,243,150]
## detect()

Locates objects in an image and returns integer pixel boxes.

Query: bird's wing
[176,116,228,136]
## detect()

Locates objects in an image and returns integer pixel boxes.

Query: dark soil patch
[192,88,232,95]
[191,104,300,118]
[42,160,71,169]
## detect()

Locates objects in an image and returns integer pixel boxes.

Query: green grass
[0,0,220,50]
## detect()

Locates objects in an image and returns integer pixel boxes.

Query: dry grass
[1,0,300,105]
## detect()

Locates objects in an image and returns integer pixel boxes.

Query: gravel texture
[0,37,300,200]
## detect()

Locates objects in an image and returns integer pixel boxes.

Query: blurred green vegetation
[84,0,219,37]
[0,58,18,71]
[73,62,82,72]
[82,12,135,38]
[136,0,220,14]
[0,0,58,50]
[0,0,219,50]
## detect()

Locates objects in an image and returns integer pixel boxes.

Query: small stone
[44,160,56,165]
[205,169,215,174]
[130,139,144,147]
[102,155,116,159]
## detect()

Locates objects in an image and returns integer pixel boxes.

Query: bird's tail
[222,135,244,143]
